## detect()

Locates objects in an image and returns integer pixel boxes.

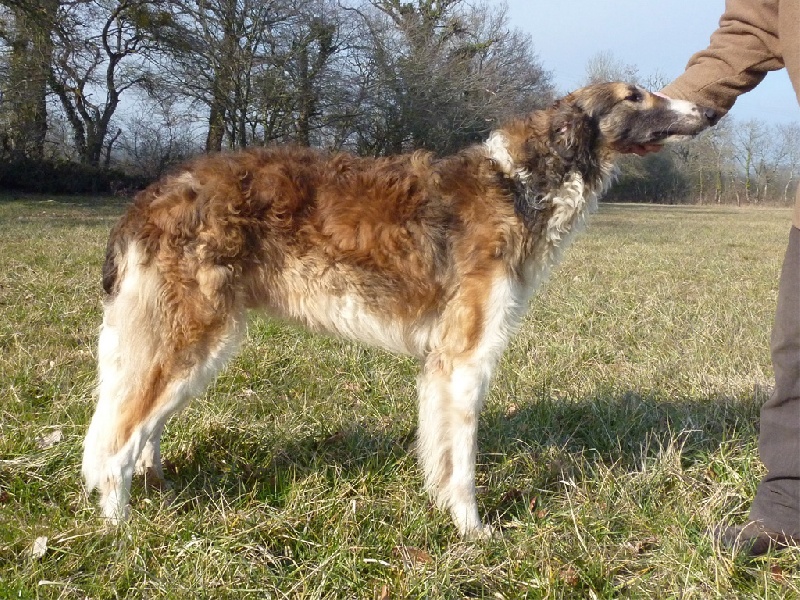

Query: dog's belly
[274,290,434,357]
[249,254,441,357]
[308,292,434,355]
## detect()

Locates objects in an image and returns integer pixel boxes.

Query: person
[650,0,800,556]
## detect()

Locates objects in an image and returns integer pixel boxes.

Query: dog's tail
[101,215,134,298]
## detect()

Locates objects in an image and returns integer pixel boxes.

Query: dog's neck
[483,130,617,234]
[510,172,549,231]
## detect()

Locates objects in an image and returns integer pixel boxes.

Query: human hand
[626,144,664,156]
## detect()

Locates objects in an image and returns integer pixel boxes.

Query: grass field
[0,195,798,598]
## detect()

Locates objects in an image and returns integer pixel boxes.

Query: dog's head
[559,82,717,153]
[484,82,716,228]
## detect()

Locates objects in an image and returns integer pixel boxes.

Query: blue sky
[503,0,798,125]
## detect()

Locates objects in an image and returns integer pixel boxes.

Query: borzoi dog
[83,82,715,537]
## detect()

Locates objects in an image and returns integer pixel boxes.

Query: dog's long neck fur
[482,107,617,287]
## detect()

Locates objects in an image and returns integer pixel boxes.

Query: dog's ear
[549,104,593,161]
[560,84,618,119]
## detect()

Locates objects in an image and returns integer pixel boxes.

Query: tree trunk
[206,101,226,152]
[6,0,57,159]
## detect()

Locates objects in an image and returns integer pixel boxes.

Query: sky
[503,0,799,125]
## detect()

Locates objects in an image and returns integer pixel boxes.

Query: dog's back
[100,144,532,350]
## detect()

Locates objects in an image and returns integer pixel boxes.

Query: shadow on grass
[162,421,415,511]
[488,388,761,466]
[157,387,763,525]
[480,388,762,522]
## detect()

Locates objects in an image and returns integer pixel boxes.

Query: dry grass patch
[1,196,798,598]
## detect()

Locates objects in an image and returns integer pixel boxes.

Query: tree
[776,123,800,203]
[43,0,178,166]
[732,119,768,204]
[247,1,345,148]
[583,50,639,86]
[161,0,303,152]
[0,0,58,159]
[672,117,735,204]
[341,0,552,156]
[117,95,200,178]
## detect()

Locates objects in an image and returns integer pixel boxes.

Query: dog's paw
[142,467,173,492]
[462,523,500,541]
[100,502,130,527]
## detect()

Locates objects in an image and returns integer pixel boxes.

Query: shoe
[716,522,800,557]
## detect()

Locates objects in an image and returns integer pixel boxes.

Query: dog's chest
[511,170,603,303]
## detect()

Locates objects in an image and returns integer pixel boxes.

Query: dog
[82,82,715,538]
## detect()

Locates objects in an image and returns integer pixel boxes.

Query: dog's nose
[702,107,718,123]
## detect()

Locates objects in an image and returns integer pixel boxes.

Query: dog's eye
[625,89,643,103]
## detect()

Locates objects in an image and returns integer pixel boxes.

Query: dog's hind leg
[134,421,168,489]
[82,247,245,522]
[84,314,245,521]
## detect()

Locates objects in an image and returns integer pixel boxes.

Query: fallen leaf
[36,429,62,449]
[559,565,579,587]
[499,488,524,505]
[393,546,432,568]
[320,430,346,447]
[770,564,785,584]
[628,537,658,555]
[30,536,48,559]
[376,584,391,600]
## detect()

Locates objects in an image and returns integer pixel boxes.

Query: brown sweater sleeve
[661,0,784,116]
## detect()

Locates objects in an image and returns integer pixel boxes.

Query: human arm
[660,0,783,116]
[625,0,783,156]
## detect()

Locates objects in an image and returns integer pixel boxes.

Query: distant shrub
[0,158,149,194]
[604,152,692,204]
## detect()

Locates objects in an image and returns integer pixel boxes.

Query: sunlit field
[1,196,797,598]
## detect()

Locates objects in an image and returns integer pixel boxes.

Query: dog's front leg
[417,352,493,538]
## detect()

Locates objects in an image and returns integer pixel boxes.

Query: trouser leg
[749,226,800,536]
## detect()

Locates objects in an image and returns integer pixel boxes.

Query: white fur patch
[483,131,514,175]
[477,274,531,364]
[273,260,436,358]
[307,293,435,357]
[666,97,702,117]
[173,171,199,189]
[546,172,590,244]
[659,97,708,144]
[483,131,532,182]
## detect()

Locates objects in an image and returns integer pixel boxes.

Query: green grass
[1,195,798,598]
